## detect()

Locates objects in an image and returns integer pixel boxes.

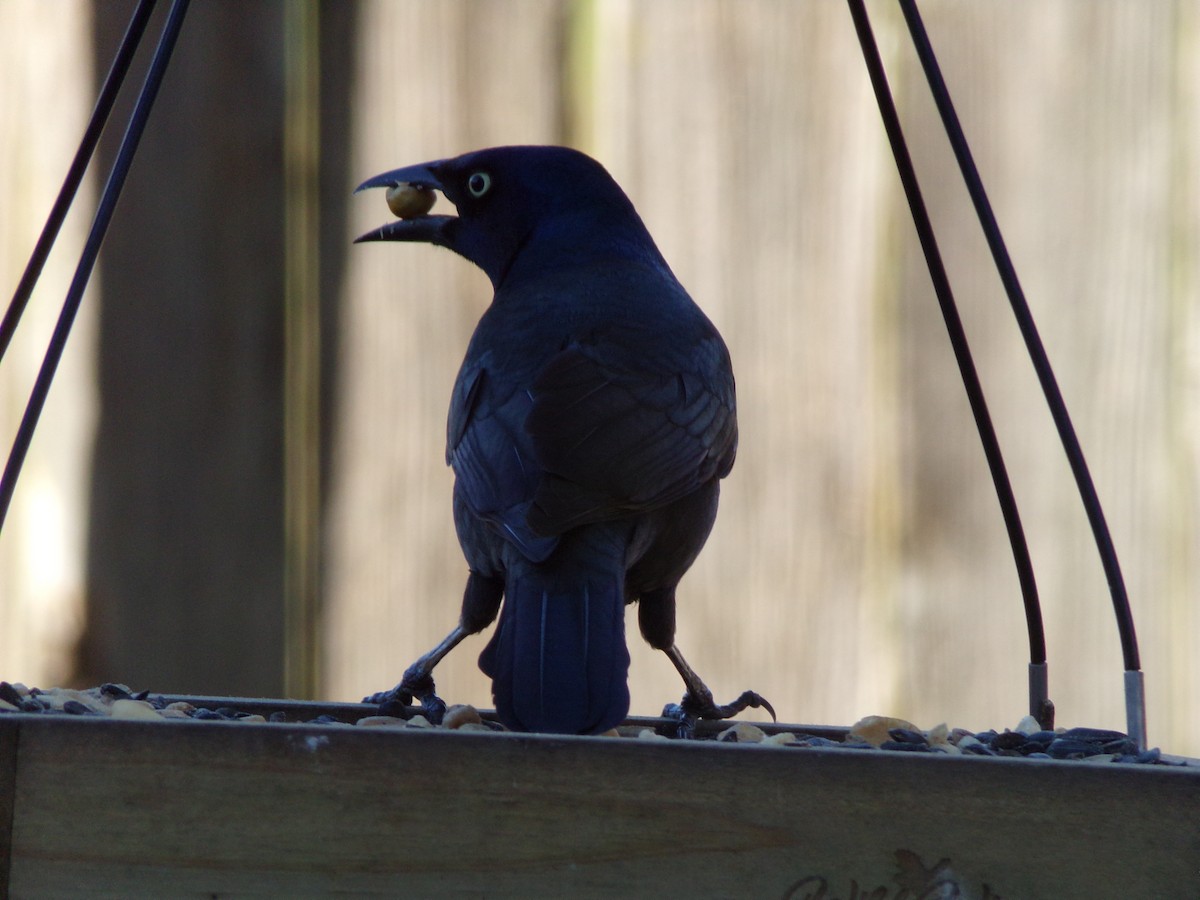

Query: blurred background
[0,0,1196,755]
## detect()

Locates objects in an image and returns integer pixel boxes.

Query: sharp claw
[717,690,776,722]
[658,702,695,739]
[361,686,414,706]
[418,694,447,725]
[660,646,774,735]
[762,695,777,722]
[660,689,776,739]
[396,669,448,724]
[361,663,448,724]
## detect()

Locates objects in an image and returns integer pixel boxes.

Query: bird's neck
[498,209,673,291]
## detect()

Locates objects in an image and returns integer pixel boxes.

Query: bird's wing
[523,340,736,535]
[448,359,558,562]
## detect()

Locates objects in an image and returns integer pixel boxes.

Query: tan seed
[386,182,435,219]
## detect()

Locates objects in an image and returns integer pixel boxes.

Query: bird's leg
[362,625,469,724]
[660,644,776,739]
[363,572,503,725]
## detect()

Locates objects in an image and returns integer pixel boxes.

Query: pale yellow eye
[467,171,492,198]
[385,182,436,219]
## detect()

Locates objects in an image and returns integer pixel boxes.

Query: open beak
[353,161,456,244]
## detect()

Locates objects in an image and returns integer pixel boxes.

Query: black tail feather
[480,564,629,735]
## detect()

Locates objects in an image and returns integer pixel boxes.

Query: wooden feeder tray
[2,695,1197,897]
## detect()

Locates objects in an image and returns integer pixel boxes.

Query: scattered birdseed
[717,722,766,743]
[442,704,483,730]
[0,681,1187,765]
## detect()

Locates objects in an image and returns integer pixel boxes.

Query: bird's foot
[659,687,777,740]
[362,663,448,725]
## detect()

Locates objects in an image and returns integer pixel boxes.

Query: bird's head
[354,145,668,289]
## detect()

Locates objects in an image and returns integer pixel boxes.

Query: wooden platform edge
[0,713,15,893]
[2,710,1198,898]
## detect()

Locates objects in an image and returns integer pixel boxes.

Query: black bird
[356,146,771,735]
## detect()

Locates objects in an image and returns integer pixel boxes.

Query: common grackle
[356,146,771,735]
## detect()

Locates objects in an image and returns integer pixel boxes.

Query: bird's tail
[479,539,630,735]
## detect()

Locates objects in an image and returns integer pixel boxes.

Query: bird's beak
[353,161,456,244]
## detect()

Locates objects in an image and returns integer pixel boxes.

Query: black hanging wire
[845,1,1051,729]
[0,0,156,365]
[894,0,1143,748]
[849,0,1145,749]
[0,0,191,535]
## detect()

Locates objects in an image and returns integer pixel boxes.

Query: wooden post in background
[283,0,322,700]
[0,1,96,689]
